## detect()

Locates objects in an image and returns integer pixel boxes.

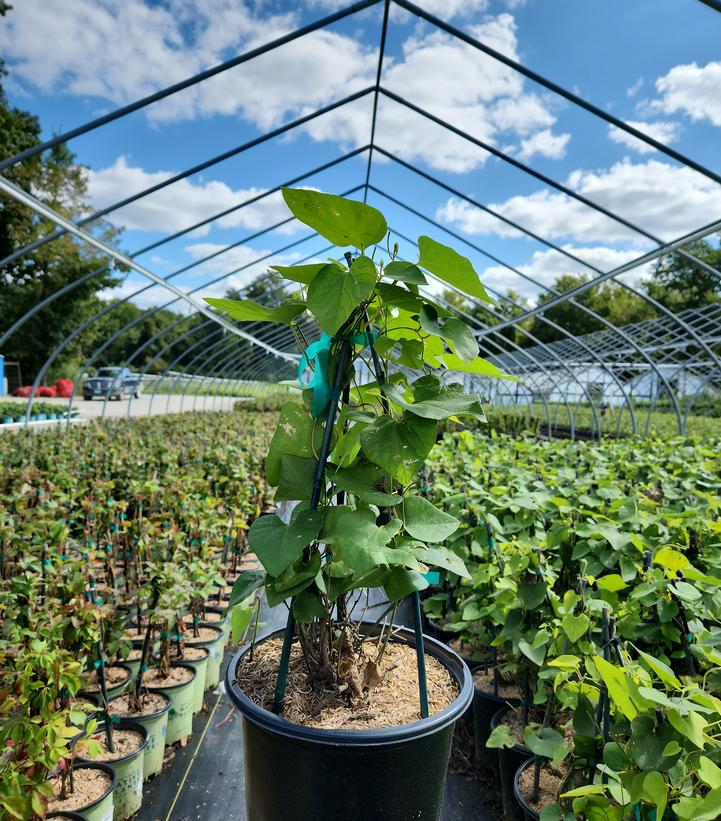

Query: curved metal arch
[163,321,304,416]
[60,175,362,423]
[0,89,374,270]
[46,228,321,423]
[373,150,721,407]
[0,148,369,352]
[392,0,721,186]
[99,244,333,420]
[384,228,602,438]
[378,88,721,288]
[373,187,639,434]
[86,241,331,420]
[372,153,718,433]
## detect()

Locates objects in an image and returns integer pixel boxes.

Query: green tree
[528,274,655,345]
[646,239,721,313]
[0,7,121,383]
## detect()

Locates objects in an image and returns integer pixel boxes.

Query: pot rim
[144,661,197,691]
[108,689,172,721]
[78,661,134,695]
[185,624,223,647]
[513,756,541,820]
[471,663,522,704]
[490,704,531,755]
[51,761,117,814]
[225,622,473,747]
[77,718,148,766]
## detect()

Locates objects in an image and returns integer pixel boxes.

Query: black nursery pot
[490,706,531,821]
[226,623,473,821]
[514,757,541,821]
[424,618,461,644]
[471,664,520,769]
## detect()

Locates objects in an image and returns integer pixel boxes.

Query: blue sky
[2,0,720,314]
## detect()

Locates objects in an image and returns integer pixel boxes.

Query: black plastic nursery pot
[490,706,530,821]
[424,617,461,644]
[226,623,473,821]
[471,664,520,769]
[513,757,541,821]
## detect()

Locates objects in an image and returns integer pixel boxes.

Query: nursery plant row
[3,408,721,820]
[423,429,721,820]
[0,411,276,820]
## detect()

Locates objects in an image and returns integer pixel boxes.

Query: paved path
[1,393,242,429]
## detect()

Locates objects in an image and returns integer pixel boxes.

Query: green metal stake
[273,340,351,715]
[412,591,430,718]
[361,318,429,719]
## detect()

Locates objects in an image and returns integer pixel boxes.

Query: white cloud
[307,0,489,14]
[626,77,644,98]
[608,120,680,154]
[437,158,721,245]
[149,28,377,127]
[652,61,721,127]
[307,16,568,172]
[0,0,294,106]
[517,129,570,161]
[1,3,568,174]
[85,156,296,235]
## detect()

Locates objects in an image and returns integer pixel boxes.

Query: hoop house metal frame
[1,0,720,436]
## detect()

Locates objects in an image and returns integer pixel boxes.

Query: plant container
[77,719,147,821]
[49,762,116,821]
[186,624,224,689]
[79,663,134,702]
[146,663,197,745]
[424,618,461,644]
[471,663,520,768]
[108,691,172,779]
[226,624,473,821]
[202,605,231,646]
[47,812,89,821]
[513,757,541,821]
[154,647,209,714]
[491,706,529,821]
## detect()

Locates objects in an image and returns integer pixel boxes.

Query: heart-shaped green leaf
[248,506,323,577]
[282,188,387,249]
[204,297,305,325]
[402,495,459,542]
[307,256,376,335]
[360,413,436,484]
[417,235,492,302]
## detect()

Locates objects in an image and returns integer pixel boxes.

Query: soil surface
[145,665,194,687]
[126,648,143,661]
[80,728,144,761]
[81,665,130,692]
[169,645,208,661]
[47,768,112,813]
[234,634,458,730]
[109,691,168,717]
[185,626,222,643]
[518,763,564,813]
[497,706,546,745]
[472,666,522,699]
[202,611,225,623]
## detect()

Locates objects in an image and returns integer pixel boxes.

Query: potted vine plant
[207,189,513,820]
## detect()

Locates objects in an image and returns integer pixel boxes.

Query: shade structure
[1,0,720,436]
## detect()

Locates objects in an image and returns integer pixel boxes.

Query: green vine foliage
[210,189,513,685]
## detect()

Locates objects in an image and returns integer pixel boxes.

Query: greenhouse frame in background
[1,0,721,437]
